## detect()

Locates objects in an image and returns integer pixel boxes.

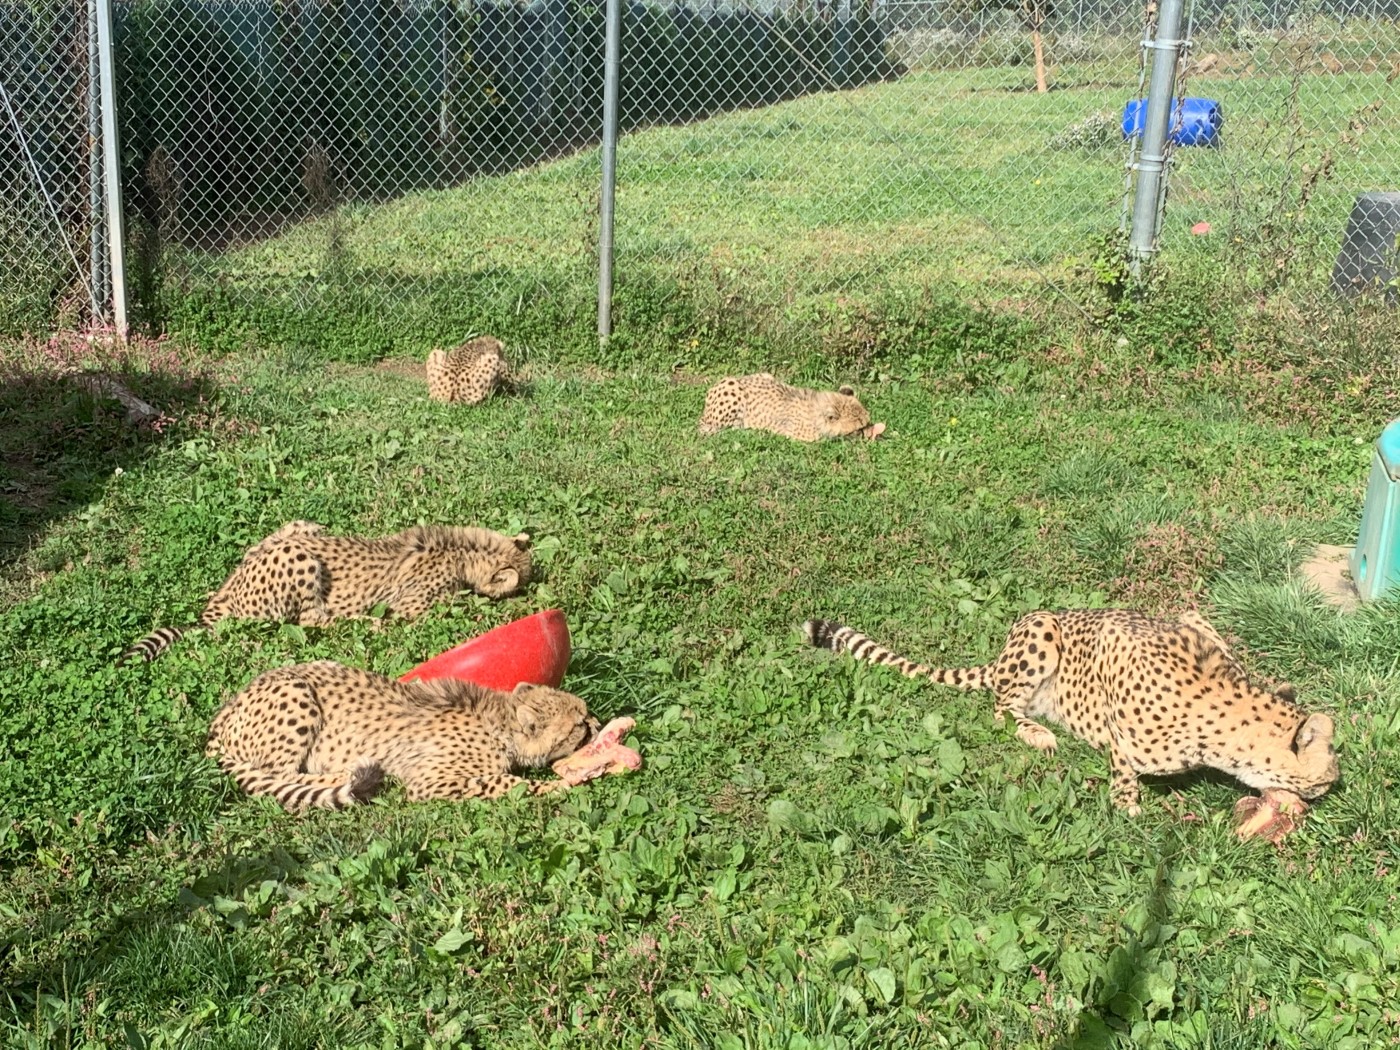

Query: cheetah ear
[1275,682,1297,703]
[1294,712,1334,752]
[512,532,531,550]
[491,566,520,591]
[511,686,542,733]
[838,385,855,396]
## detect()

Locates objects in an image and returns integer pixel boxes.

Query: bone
[551,717,642,785]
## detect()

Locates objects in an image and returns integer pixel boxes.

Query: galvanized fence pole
[596,0,622,342]
[94,0,129,336]
[87,0,106,314]
[1127,0,1186,276]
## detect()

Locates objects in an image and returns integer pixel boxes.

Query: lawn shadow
[0,338,222,568]
[0,844,344,1046]
[1053,845,1177,1049]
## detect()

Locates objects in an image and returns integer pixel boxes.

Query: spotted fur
[804,609,1338,815]
[698,373,872,442]
[426,335,509,405]
[206,661,600,811]
[122,522,532,663]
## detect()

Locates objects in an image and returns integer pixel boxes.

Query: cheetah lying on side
[426,335,509,404]
[122,521,532,663]
[206,661,615,811]
[804,609,1339,823]
[698,373,877,442]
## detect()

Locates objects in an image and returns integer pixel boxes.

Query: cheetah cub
[698,373,874,442]
[122,522,532,663]
[426,335,509,404]
[206,661,602,811]
[805,609,1339,816]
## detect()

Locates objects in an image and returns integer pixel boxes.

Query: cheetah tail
[801,619,991,690]
[118,625,197,665]
[221,760,385,813]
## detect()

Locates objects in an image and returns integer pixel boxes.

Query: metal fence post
[1127,0,1186,276]
[94,0,129,337]
[596,0,621,343]
[87,0,106,316]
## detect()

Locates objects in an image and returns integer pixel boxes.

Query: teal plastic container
[1349,418,1400,600]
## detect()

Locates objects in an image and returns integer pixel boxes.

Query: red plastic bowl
[400,609,571,691]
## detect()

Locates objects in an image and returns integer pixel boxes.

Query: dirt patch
[669,367,712,387]
[375,358,427,382]
[1298,543,1360,613]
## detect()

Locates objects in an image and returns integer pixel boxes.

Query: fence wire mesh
[1153,2,1400,298]
[608,0,1145,353]
[2,0,105,334]
[1,0,1397,343]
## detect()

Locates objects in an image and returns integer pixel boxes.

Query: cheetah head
[508,683,600,766]
[475,533,534,598]
[814,386,872,439]
[1291,712,1340,799]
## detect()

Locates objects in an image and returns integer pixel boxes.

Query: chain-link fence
[2,0,108,335]
[1153,2,1400,296]
[2,0,1397,344]
[608,0,1146,349]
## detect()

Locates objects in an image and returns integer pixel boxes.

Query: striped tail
[119,625,198,665]
[802,618,992,691]
[220,759,384,812]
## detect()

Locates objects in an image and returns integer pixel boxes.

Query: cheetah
[698,373,874,442]
[206,661,606,811]
[426,335,509,404]
[122,522,533,663]
[804,609,1339,817]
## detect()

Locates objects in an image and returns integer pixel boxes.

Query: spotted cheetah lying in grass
[698,373,879,442]
[804,609,1339,833]
[425,335,509,404]
[122,521,532,663]
[206,661,634,811]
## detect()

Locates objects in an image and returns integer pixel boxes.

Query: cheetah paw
[1015,723,1059,752]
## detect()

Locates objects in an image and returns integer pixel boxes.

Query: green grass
[153,62,1400,367]
[4,322,1400,1048]
[5,59,1400,1049]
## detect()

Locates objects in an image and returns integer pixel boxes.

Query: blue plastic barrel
[1121,97,1223,147]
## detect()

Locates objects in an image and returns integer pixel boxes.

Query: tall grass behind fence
[608,0,1399,364]
[610,1,1142,363]
[1154,10,1400,306]
[2,0,1397,350]
[2,0,897,343]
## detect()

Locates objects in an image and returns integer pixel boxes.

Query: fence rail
[3,0,1397,342]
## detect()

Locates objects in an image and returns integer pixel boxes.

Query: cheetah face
[473,533,534,598]
[815,387,872,439]
[509,683,600,767]
[1292,712,1340,799]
